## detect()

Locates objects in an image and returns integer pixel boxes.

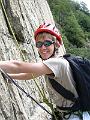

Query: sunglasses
[36,40,55,48]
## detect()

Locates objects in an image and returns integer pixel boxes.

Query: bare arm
[0,60,53,79]
[9,73,40,80]
[0,60,22,73]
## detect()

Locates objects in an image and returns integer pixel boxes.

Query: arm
[9,73,40,80]
[0,60,22,73]
[0,60,53,79]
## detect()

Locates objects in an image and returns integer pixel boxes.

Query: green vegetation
[47,0,90,59]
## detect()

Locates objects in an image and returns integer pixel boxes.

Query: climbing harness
[0,68,52,116]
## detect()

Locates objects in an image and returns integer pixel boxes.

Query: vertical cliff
[0,0,65,120]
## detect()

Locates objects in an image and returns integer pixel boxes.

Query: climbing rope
[0,68,53,116]
[0,1,57,118]
[0,0,49,101]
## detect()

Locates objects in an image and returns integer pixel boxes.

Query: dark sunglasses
[36,40,55,48]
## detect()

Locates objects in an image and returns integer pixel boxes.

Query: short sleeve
[43,57,70,79]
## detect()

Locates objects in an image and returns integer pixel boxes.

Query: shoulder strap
[48,78,77,102]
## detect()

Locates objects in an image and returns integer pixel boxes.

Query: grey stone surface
[0,0,65,119]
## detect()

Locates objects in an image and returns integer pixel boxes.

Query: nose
[40,44,46,49]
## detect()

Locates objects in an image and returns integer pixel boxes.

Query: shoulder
[43,57,69,66]
[43,57,70,75]
[43,57,71,79]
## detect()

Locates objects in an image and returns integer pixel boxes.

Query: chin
[42,57,48,60]
[39,54,54,60]
[41,56,49,60]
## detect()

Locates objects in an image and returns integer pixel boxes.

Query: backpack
[48,54,90,111]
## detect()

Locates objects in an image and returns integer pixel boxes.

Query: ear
[55,40,60,48]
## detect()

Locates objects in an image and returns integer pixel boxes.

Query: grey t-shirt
[43,57,78,108]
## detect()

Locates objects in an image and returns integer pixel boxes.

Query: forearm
[0,60,23,73]
[9,73,34,80]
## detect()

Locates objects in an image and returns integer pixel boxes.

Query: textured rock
[0,0,65,119]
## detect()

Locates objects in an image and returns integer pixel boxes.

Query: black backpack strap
[56,99,80,111]
[48,78,77,102]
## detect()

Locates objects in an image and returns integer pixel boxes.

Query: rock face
[0,0,65,120]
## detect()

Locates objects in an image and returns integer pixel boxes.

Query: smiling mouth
[42,52,47,54]
[41,51,48,54]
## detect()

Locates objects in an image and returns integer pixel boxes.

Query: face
[36,36,55,60]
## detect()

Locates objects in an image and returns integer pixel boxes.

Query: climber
[0,22,90,120]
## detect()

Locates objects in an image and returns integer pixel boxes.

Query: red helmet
[34,23,62,44]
